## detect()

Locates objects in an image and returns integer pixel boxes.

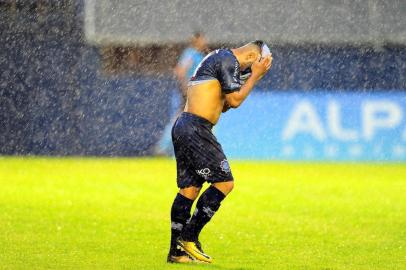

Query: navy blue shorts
[172,112,233,188]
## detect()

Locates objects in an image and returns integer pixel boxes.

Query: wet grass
[0,157,405,269]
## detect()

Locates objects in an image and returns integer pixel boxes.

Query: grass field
[0,157,405,270]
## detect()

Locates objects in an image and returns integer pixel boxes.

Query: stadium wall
[85,0,406,46]
[0,1,405,159]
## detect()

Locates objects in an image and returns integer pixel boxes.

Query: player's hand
[251,54,273,81]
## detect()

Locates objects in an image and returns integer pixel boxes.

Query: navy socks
[181,186,226,241]
[170,193,194,252]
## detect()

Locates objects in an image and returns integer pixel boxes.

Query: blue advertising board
[216,91,406,161]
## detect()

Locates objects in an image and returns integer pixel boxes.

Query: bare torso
[184,80,225,125]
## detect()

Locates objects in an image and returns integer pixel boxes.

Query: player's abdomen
[185,80,223,125]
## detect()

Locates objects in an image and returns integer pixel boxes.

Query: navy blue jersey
[189,49,241,94]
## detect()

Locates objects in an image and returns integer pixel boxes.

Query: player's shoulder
[215,48,235,58]
[216,49,238,66]
[202,49,235,69]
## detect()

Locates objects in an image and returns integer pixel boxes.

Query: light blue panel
[216,91,406,161]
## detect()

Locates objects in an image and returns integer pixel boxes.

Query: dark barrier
[0,1,405,156]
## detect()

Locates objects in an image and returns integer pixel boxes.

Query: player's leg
[178,181,233,263]
[168,113,203,263]
[179,185,201,200]
[169,186,201,250]
[178,137,234,262]
[169,158,203,259]
[168,186,201,263]
[212,180,234,195]
[173,112,232,263]
[182,181,233,240]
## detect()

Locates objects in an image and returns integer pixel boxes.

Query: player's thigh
[191,130,234,187]
[175,149,205,190]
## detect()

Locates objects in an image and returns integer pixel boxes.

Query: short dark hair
[251,40,264,50]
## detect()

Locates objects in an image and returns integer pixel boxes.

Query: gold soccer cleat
[177,239,213,263]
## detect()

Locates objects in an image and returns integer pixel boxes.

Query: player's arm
[225,55,272,108]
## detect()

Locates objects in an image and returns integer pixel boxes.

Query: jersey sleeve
[239,67,252,85]
[218,55,241,94]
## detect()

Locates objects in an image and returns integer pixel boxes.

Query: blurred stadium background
[0,0,405,160]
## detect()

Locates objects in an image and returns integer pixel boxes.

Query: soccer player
[167,41,273,263]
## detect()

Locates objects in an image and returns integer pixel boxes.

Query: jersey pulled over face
[188,49,242,93]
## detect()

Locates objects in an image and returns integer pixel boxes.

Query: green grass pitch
[1,157,405,269]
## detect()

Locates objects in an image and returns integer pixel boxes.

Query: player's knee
[179,186,201,201]
[226,181,234,193]
[213,180,234,195]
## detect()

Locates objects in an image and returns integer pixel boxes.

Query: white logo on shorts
[196,168,211,179]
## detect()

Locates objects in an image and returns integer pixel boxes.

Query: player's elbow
[225,95,242,108]
[228,101,240,108]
